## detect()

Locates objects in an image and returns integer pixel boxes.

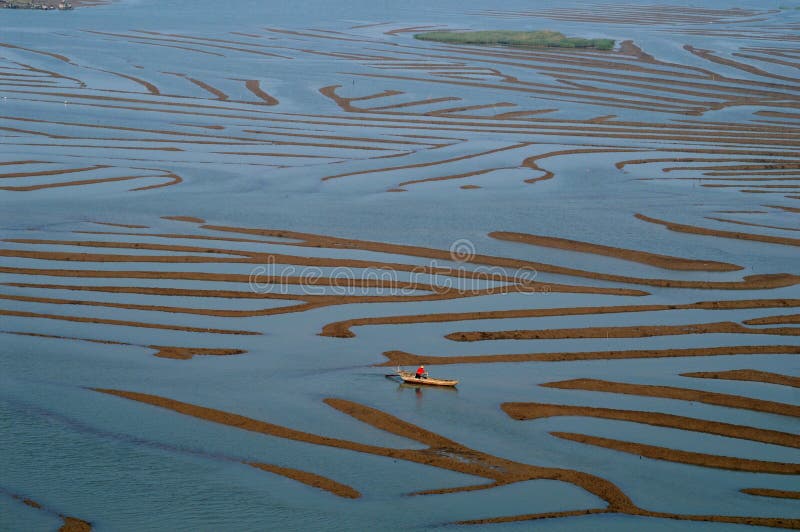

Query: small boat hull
[397,370,458,387]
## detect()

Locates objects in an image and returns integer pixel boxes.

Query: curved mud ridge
[540,378,800,417]
[91,388,799,528]
[636,214,800,248]
[552,432,800,475]
[247,463,360,499]
[323,299,800,338]
[742,489,800,500]
[2,330,248,361]
[444,321,800,342]
[489,231,742,271]
[681,369,800,388]
[1,491,91,531]
[502,402,800,448]
[378,345,800,366]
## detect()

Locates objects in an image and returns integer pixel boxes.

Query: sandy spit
[636,213,800,247]
[490,231,741,271]
[553,432,800,474]
[323,299,800,338]
[501,402,799,448]
[444,321,800,342]
[742,489,800,500]
[247,462,360,498]
[541,378,800,417]
[378,345,800,366]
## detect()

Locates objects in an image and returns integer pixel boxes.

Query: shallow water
[2,0,799,529]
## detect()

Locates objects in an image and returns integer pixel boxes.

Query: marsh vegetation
[415,30,615,50]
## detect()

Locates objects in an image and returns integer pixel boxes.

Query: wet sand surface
[59,517,92,532]
[91,388,800,529]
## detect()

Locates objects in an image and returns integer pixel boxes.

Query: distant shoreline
[0,0,107,9]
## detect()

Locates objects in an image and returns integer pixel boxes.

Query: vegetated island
[414,30,615,50]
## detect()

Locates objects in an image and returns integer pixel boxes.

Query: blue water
[2,0,799,529]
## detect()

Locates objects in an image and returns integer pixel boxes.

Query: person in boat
[415,365,427,379]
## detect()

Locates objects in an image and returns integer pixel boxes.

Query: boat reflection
[396,381,458,393]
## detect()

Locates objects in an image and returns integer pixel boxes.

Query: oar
[385,366,405,378]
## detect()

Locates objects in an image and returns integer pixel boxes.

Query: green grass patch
[414,30,615,51]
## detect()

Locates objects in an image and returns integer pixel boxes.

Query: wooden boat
[397,369,458,387]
